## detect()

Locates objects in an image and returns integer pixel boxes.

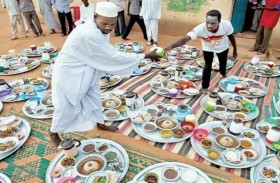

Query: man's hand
[145,49,160,61]
[229,50,238,61]
[164,46,172,53]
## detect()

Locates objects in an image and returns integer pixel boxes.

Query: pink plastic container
[193,128,209,141]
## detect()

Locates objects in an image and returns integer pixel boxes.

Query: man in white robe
[39,0,60,34]
[75,0,95,26]
[139,0,161,47]
[50,2,159,146]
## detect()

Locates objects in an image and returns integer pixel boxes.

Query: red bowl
[193,128,209,141]
[181,122,195,133]
[265,138,274,144]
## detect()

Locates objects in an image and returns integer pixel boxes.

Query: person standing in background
[75,0,95,26]
[3,0,26,40]
[140,0,161,47]
[122,0,147,41]
[250,0,265,32]
[107,0,126,36]
[19,0,45,37]
[52,0,73,36]
[39,0,60,34]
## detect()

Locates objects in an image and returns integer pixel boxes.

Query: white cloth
[9,15,26,38]
[3,0,21,16]
[51,20,145,133]
[108,0,125,12]
[187,20,234,53]
[139,0,161,20]
[144,19,159,42]
[39,0,60,29]
[75,3,95,26]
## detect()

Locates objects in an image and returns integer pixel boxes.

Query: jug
[159,71,170,83]
[226,78,237,93]
[0,79,11,91]
[251,55,260,65]
[124,91,138,106]
[228,119,243,135]
[176,104,191,122]
[58,139,81,157]
[132,42,140,53]
[35,86,48,98]
[175,66,183,78]
[44,41,53,51]
[42,51,50,63]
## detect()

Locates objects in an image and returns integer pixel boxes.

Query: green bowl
[243,102,257,112]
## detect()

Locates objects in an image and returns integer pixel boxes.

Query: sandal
[146,41,152,46]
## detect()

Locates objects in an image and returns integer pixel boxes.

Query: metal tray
[256,117,280,151]
[42,65,52,78]
[0,117,31,160]
[165,65,203,81]
[219,77,268,98]
[243,62,280,77]
[0,173,11,183]
[102,90,145,121]
[190,121,266,169]
[46,138,129,183]
[200,92,259,122]
[150,57,178,69]
[20,47,58,57]
[167,45,201,60]
[131,104,195,143]
[250,154,279,183]
[100,75,123,89]
[1,78,49,103]
[131,162,213,183]
[131,60,152,76]
[0,60,41,76]
[196,57,234,70]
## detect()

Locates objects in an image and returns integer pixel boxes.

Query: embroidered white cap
[95,2,118,17]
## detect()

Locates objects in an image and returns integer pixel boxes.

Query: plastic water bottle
[226,78,237,93]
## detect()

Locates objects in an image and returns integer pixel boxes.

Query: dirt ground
[0,6,279,116]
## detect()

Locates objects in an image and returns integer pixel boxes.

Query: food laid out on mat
[20,42,58,57]
[131,59,152,76]
[250,153,280,183]
[255,118,280,151]
[101,90,144,122]
[167,45,201,60]
[0,57,41,76]
[196,54,234,70]
[131,103,196,143]
[219,77,268,98]
[200,92,259,122]
[99,73,123,89]
[22,91,54,119]
[190,121,266,169]
[42,65,52,78]
[131,162,213,183]
[150,78,199,98]
[150,57,178,69]
[243,61,280,77]
[0,78,49,103]
[113,42,144,53]
[164,64,203,81]
[46,138,129,183]
[0,115,31,160]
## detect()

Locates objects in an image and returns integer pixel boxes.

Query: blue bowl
[0,89,11,97]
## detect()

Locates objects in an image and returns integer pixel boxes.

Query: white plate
[132,162,212,183]
[0,60,41,76]
[167,45,201,60]
[0,173,12,183]
[243,62,280,77]
[46,138,129,183]
[190,121,266,169]
[42,65,52,78]
[100,75,123,89]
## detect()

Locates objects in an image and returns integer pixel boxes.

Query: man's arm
[164,36,191,52]
[228,34,237,59]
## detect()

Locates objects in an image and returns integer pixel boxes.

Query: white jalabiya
[140,0,161,42]
[75,3,95,26]
[51,20,145,133]
[39,0,60,30]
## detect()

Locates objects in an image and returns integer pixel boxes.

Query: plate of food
[0,78,49,103]
[167,45,201,60]
[165,64,203,81]
[196,55,234,70]
[113,43,144,53]
[0,116,31,160]
[243,61,280,77]
[200,92,259,122]
[99,74,122,89]
[131,104,196,143]
[150,57,178,69]
[46,138,129,183]
[190,121,266,169]
[102,90,144,122]
[131,162,213,183]
[20,46,57,57]
[0,58,41,76]
[219,77,268,98]
[131,59,152,76]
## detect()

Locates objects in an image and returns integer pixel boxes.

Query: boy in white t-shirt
[165,10,237,94]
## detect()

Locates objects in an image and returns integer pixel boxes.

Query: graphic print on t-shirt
[201,35,224,47]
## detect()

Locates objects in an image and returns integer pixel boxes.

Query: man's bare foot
[49,132,62,147]
[97,123,119,132]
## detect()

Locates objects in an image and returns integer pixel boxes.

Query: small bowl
[155,116,178,130]
[80,142,96,153]
[40,95,53,107]
[95,142,110,153]
[234,112,247,120]
[193,128,209,141]
[146,108,158,116]
[241,129,260,139]
[85,171,109,183]
[201,138,214,149]
[240,138,254,148]
[256,122,271,133]
[238,90,250,96]
[42,107,54,116]
[241,148,259,159]
[130,111,151,124]
[158,88,170,95]
[261,164,280,181]
[60,156,76,168]
[207,149,221,160]
[144,172,159,183]
[160,130,173,138]
[161,165,180,182]
[211,125,227,135]
[75,154,107,178]
[61,166,77,178]
[142,122,157,132]
[150,81,163,89]
[181,122,195,133]
[0,136,19,153]
[215,134,240,149]
[103,109,120,119]
[102,98,122,109]
[172,129,185,138]
[102,148,119,162]
[240,107,250,114]
[51,167,62,178]
[214,105,227,112]
[32,106,47,115]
